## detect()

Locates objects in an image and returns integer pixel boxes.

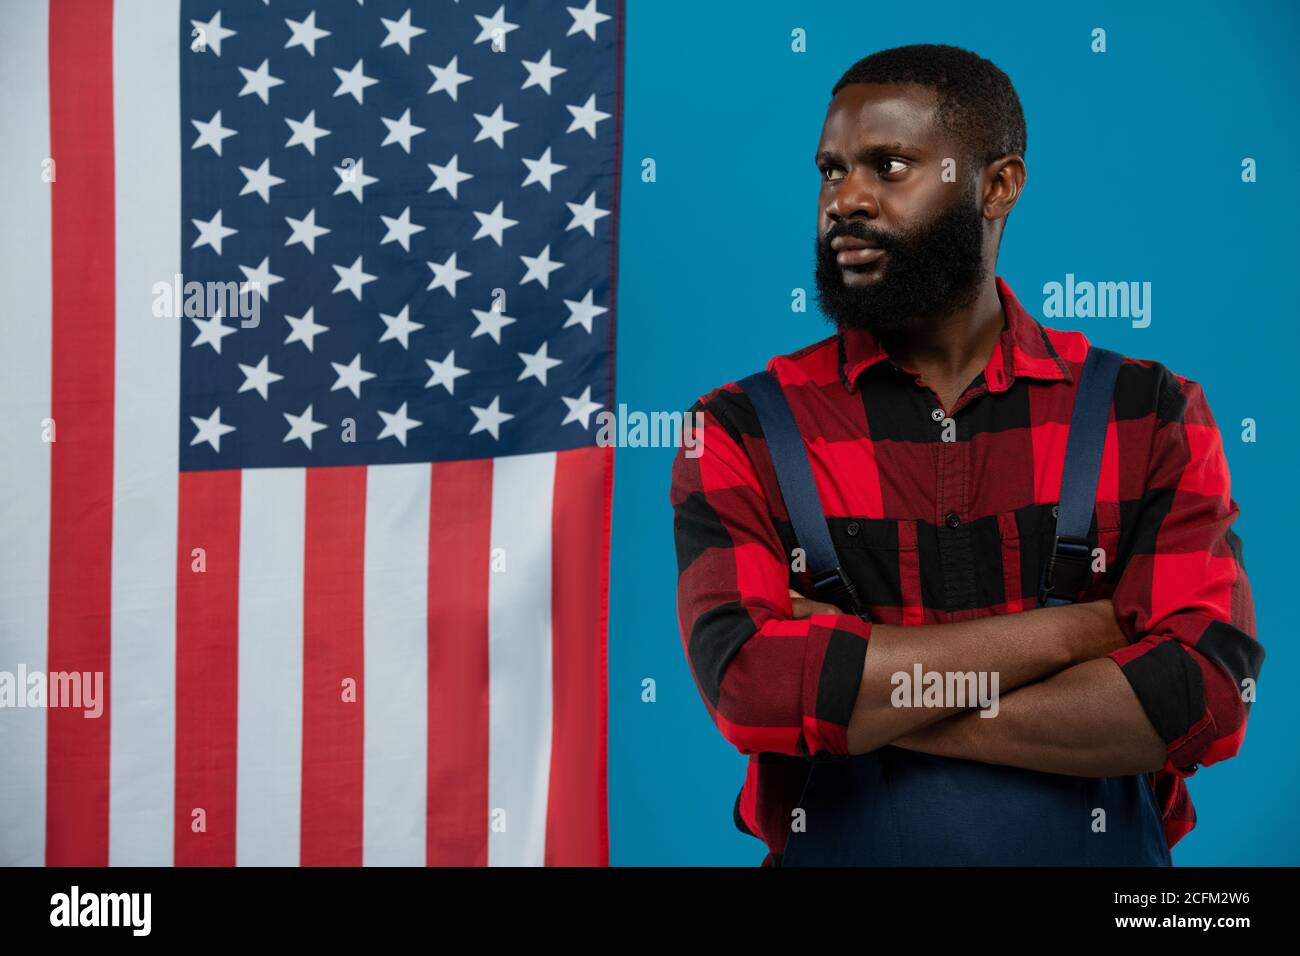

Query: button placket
[936,411,976,609]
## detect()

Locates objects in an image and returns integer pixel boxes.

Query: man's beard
[813,186,989,339]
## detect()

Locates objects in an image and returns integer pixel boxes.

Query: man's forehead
[819,82,940,149]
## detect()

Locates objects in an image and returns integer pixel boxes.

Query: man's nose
[824,168,880,225]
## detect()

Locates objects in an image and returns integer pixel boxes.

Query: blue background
[609,0,1300,865]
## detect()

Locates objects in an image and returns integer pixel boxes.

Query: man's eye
[821,166,844,182]
[880,159,907,176]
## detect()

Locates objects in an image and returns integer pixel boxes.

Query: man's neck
[880,279,1005,387]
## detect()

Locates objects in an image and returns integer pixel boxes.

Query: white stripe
[236,469,305,866]
[108,0,181,866]
[0,0,51,867]
[487,452,556,866]
[363,463,430,865]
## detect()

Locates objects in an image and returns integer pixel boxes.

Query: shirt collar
[837,275,1073,394]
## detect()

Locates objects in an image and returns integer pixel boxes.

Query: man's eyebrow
[814,141,925,164]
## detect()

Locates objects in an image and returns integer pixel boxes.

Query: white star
[473,103,519,149]
[330,353,377,399]
[191,312,237,354]
[377,402,422,447]
[470,305,517,344]
[424,350,470,394]
[380,206,426,252]
[284,307,329,351]
[426,252,471,297]
[191,209,237,255]
[237,355,284,400]
[191,11,237,56]
[565,190,610,236]
[284,208,329,254]
[333,157,378,202]
[517,341,562,386]
[378,305,424,349]
[381,108,425,153]
[285,109,330,155]
[520,244,564,289]
[238,256,283,302]
[285,11,330,57]
[332,255,377,301]
[427,55,472,101]
[563,289,608,333]
[380,9,426,54]
[238,157,285,203]
[522,146,566,191]
[237,58,283,104]
[427,154,473,199]
[283,404,328,449]
[567,0,611,40]
[521,49,566,95]
[566,94,610,139]
[189,407,236,452]
[191,109,237,156]
[473,5,519,46]
[469,396,514,440]
[561,386,603,429]
[472,201,519,246]
[333,58,379,104]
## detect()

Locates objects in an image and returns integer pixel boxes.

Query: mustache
[820,220,892,250]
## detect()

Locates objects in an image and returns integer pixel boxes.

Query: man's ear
[982,154,1027,223]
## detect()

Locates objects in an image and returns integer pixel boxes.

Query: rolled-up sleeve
[1108,372,1264,777]
[670,386,871,760]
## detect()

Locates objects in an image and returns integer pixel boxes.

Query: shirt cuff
[798,613,871,759]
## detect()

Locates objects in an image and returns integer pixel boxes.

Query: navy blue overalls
[739,346,1171,866]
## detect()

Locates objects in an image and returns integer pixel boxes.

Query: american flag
[0,0,621,866]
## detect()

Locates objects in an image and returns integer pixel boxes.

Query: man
[670,44,1263,866]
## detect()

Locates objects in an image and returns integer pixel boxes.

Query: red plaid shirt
[670,275,1263,865]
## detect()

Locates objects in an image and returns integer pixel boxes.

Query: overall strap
[738,370,863,615]
[1038,346,1125,607]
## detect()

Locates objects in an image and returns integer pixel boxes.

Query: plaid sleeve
[670,385,872,760]
[1107,371,1265,777]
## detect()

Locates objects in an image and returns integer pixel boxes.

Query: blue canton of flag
[180,0,620,470]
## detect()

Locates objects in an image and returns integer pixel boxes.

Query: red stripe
[300,466,367,865]
[545,445,611,865]
[898,520,925,625]
[998,511,1027,613]
[45,0,116,867]
[174,470,241,865]
[425,458,492,866]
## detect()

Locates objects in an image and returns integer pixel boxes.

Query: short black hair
[831,44,1027,168]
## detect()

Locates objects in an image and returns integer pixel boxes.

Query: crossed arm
[789,589,1168,777]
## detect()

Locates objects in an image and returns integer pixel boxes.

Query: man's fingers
[788,589,844,619]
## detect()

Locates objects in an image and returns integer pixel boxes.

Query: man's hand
[788,588,843,619]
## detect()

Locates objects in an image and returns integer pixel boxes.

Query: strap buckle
[811,565,864,616]
[1037,534,1093,606]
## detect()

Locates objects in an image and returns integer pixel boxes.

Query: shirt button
[930,408,945,422]
[945,512,960,528]
[846,521,860,536]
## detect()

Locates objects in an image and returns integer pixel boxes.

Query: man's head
[812,44,1027,339]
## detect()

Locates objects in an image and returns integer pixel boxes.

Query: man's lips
[829,234,886,267]
[837,247,885,267]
